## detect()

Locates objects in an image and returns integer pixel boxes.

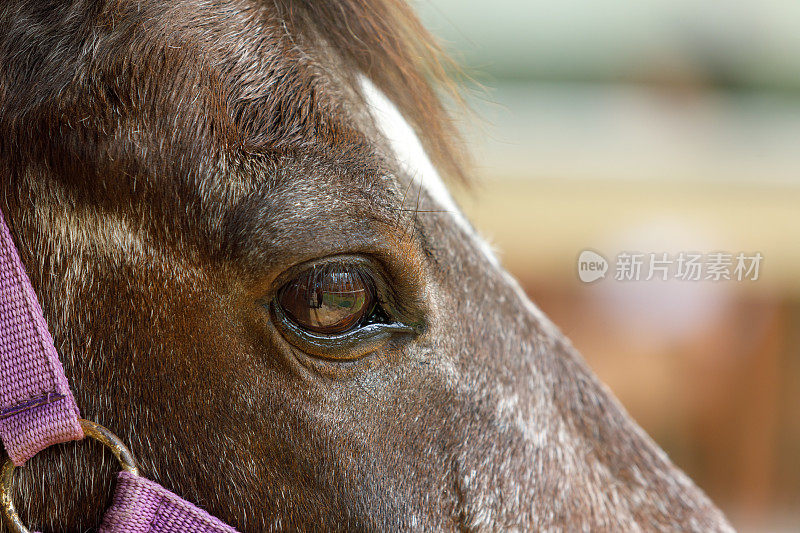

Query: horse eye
[277,266,376,335]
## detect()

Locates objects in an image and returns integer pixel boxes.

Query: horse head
[0,1,731,530]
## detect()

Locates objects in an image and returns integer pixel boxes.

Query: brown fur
[0,1,731,531]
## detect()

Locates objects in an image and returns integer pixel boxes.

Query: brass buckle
[1,419,139,533]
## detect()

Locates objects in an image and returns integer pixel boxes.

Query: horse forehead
[13,1,457,252]
[76,2,351,156]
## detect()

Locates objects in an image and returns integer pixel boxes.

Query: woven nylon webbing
[100,472,239,533]
[0,211,83,465]
[0,208,240,532]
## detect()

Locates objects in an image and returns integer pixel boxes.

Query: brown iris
[277,265,375,335]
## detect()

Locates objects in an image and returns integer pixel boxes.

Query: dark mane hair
[271,0,469,183]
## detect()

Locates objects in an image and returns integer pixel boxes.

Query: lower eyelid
[269,301,415,360]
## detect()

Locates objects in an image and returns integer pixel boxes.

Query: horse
[0,1,732,531]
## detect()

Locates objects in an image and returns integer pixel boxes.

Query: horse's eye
[271,258,419,360]
[277,266,375,335]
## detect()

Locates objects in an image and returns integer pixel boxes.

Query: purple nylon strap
[0,210,239,531]
[99,472,239,533]
[0,212,83,465]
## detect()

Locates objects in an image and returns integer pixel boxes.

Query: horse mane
[271,0,469,183]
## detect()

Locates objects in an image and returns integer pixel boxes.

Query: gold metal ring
[1,419,139,533]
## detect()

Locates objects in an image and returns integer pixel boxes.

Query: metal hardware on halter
[1,419,139,533]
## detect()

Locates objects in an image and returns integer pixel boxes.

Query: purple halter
[0,210,238,532]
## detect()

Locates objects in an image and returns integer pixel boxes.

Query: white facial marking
[359,76,501,269]
[358,75,562,337]
[359,78,460,217]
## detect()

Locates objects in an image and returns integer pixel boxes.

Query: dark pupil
[279,267,374,334]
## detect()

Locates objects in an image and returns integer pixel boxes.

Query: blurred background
[416,1,800,530]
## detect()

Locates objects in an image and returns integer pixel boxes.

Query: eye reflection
[277,265,375,335]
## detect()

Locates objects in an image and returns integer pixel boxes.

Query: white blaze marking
[359,75,559,337]
[359,77,460,218]
[359,76,500,267]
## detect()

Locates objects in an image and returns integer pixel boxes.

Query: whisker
[402,174,424,243]
[388,208,454,214]
[394,173,416,230]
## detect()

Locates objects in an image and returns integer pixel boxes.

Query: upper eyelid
[267,255,386,298]
[292,263,374,292]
